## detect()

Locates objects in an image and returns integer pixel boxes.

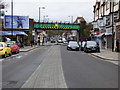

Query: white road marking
[0,59,4,61]
[12,54,19,57]
[16,56,22,59]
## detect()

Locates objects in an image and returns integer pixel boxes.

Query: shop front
[116,23,120,52]
[0,31,28,45]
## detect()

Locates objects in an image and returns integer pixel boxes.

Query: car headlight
[68,45,70,47]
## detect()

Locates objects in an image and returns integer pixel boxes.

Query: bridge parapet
[34,22,80,30]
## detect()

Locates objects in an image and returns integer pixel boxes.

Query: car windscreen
[87,41,97,46]
[82,42,86,47]
[6,42,14,45]
[69,42,78,46]
[0,44,3,47]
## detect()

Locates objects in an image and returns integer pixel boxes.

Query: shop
[0,31,28,44]
[115,22,120,52]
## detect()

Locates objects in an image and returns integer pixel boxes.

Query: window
[0,44,3,47]
[106,1,110,10]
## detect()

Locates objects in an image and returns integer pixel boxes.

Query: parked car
[6,41,20,53]
[50,38,56,43]
[0,42,12,58]
[67,41,80,51]
[57,39,63,43]
[80,41,86,51]
[84,41,100,53]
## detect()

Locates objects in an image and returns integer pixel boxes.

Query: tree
[80,21,93,41]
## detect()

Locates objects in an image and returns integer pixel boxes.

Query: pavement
[22,45,67,88]
[91,49,120,61]
[20,45,38,52]
[21,45,119,88]
[20,45,120,62]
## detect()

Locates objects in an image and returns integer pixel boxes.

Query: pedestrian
[20,39,24,48]
[116,39,119,52]
[17,40,21,48]
[30,40,34,47]
[42,37,44,46]
[38,39,40,46]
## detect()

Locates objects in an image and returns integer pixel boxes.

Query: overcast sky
[4,0,96,23]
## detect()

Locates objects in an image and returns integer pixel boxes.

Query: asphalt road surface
[1,44,119,88]
[61,45,118,88]
[2,45,52,88]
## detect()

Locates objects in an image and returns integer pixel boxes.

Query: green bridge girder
[34,22,80,30]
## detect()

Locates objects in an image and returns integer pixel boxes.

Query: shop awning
[0,31,28,36]
[94,33,105,37]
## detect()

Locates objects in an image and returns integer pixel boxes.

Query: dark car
[67,41,80,51]
[50,38,56,43]
[84,41,100,53]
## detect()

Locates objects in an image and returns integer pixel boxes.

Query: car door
[5,43,10,54]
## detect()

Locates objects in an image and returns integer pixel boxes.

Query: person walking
[116,39,119,52]
[30,40,34,47]
[20,39,24,48]
[38,39,40,46]
[42,37,44,46]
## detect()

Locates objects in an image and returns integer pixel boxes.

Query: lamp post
[112,2,114,52]
[11,0,13,41]
[68,16,73,23]
[43,15,48,22]
[39,7,45,23]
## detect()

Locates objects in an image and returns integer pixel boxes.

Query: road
[61,45,118,88]
[2,45,52,88]
[1,44,119,88]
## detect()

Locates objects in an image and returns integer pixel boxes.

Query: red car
[6,41,20,53]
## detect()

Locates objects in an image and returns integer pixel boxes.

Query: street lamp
[11,0,13,41]
[39,7,45,23]
[112,2,114,52]
[68,16,73,23]
[43,15,48,22]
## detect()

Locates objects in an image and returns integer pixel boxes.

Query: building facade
[92,0,119,51]
[74,17,87,41]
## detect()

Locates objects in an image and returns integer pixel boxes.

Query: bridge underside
[34,28,78,31]
[34,22,80,31]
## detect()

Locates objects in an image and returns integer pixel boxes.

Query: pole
[43,15,45,22]
[11,0,13,41]
[39,7,40,23]
[112,2,114,52]
[71,16,73,23]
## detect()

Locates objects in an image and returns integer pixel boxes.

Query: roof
[74,17,86,24]
[0,31,28,36]
[76,17,85,22]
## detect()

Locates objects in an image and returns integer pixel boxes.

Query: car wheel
[67,47,69,50]
[97,49,100,53]
[2,53,7,58]
[9,52,12,56]
[84,49,88,53]
[17,50,20,53]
